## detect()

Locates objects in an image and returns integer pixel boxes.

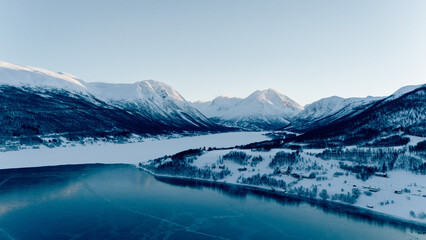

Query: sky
[0,0,425,105]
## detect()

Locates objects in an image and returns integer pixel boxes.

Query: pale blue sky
[1,0,425,105]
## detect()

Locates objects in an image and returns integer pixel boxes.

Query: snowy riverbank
[141,148,426,227]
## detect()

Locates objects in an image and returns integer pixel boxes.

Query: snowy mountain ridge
[383,84,425,102]
[1,60,424,133]
[286,95,384,131]
[191,88,303,130]
[0,60,87,92]
[295,95,383,121]
[0,60,221,140]
[0,61,192,107]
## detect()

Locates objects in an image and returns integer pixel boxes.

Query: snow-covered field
[0,132,269,170]
[142,148,426,226]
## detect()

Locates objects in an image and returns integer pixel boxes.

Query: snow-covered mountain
[0,60,222,143]
[191,89,303,130]
[288,95,383,132]
[0,61,87,92]
[192,96,242,119]
[295,83,426,144]
[87,80,213,129]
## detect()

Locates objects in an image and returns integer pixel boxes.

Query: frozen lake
[0,164,423,239]
[0,132,269,170]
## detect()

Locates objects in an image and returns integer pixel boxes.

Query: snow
[0,60,210,127]
[0,132,269,170]
[233,89,302,119]
[293,95,383,123]
[388,84,425,101]
[407,135,425,146]
[144,148,426,225]
[0,61,193,108]
[87,80,185,103]
[191,96,242,118]
[191,89,303,126]
[0,61,87,92]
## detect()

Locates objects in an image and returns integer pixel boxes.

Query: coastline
[138,166,426,232]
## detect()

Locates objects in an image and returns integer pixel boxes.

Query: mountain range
[0,60,424,148]
[0,61,224,146]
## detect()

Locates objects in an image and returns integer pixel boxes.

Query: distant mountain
[191,89,303,130]
[288,95,383,132]
[0,61,224,145]
[295,84,426,145]
[192,96,242,119]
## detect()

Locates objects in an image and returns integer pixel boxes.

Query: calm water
[0,164,424,240]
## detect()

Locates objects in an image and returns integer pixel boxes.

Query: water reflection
[0,164,423,240]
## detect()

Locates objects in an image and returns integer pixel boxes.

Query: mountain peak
[246,88,303,110]
[137,80,185,102]
[191,88,303,130]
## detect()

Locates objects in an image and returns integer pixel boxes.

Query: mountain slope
[191,89,303,130]
[0,86,164,142]
[87,80,214,129]
[0,61,224,145]
[295,84,426,145]
[288,95,383,132]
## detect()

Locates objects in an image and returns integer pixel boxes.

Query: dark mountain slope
[294,85,425,145]
[0,86,225,145]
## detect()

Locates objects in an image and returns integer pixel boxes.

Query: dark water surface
[0,164,423,240]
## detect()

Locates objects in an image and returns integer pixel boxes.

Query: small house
[364,186,380,192]
[374,172,388,178]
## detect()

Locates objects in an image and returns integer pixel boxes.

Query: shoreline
[139,166,426,232]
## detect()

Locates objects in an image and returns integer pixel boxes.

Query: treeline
[143,148,232,180]
[410,140,426,151]
[220,151,264,167]
[171,148,203,162]
[316,148,398,164]
[339,162,378,181]
[222,151,250,165]
[240,174,287,190]
[269,151,300,168]
[156,163,231,181]
[317,147,425,174]
[365,135,410,147]
[287,185,318,198]
[330,188,361,204]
